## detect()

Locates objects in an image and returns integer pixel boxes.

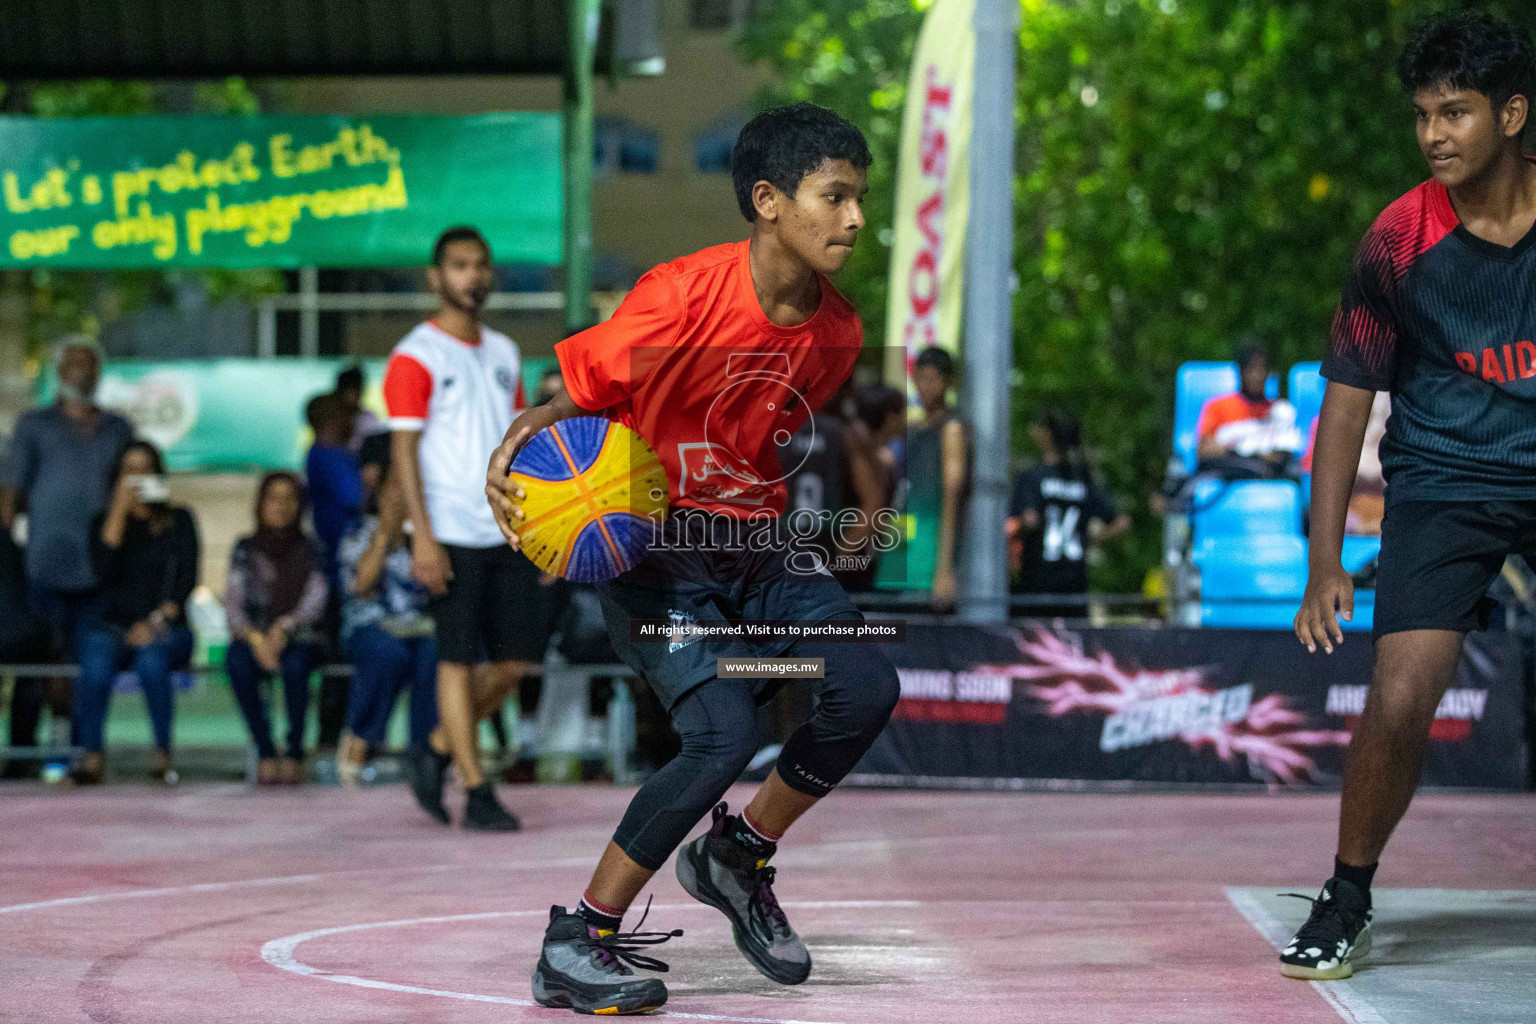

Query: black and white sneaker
[675,803,811,985]
[1279,878,1374,980]
[531,904,680,1015]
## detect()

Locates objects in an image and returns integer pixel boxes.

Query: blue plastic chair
[1173,362,1279,473]
[1289,361,1326,440]
[1341,535,1382,574]
[1190,479,1304,542]
[1194,535,1308,601]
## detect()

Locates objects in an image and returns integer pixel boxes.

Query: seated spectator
[1195,339,1302,477]
[1008,409,1130,617]
[72,441,198,785]
[224,472,327,786]
[0,526,48,779]
[336,459,438,785]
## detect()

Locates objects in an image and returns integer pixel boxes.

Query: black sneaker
[463,782,521,831]
[675,803,811,985]
[1279,878,1374,980]
[407,745,451,825]
[531,904,680,1015]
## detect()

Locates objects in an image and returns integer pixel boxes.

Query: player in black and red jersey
[1286,12,1536,981]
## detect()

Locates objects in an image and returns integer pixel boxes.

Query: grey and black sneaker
[1279,878,1374,980]
[531,903,680,1015]
[675,802,811,985]
[463,782,521,831]
[407,744,451,824]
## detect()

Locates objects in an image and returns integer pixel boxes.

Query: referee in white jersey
[385,227,541,830]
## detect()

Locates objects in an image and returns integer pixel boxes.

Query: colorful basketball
[508,417,670,582]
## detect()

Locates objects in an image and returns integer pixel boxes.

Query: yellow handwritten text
[186,164,407,253]
[270,125,399,179]
[4,168,73,214]
[92,202,177,261]
[111,143,260,218]
[8,224,80,260]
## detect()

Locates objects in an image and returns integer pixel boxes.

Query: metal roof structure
[0,0,604,78]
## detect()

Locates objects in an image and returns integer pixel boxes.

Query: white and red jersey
[384,320,526,548]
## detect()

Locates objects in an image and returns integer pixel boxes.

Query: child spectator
[72,441,198,785]
[224,472,327,786]
[1008,409,1130,616]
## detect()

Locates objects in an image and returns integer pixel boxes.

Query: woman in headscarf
[224,471,327,785]
[72,440,199,785]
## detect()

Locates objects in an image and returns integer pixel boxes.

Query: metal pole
[957,0,1017,624]
[256,299,277,358]
[298,265,319,358]
[563,0,601,331]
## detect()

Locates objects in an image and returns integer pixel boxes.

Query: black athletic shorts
[1372,499,1536,640]
[428,543,551,665]
[595,511,862,710]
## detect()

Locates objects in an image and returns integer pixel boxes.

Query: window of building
[595,116,660,175]
[694,113,749,174]
[689,0,734,30]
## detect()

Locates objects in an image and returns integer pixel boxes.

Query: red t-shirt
[556,241,863,516]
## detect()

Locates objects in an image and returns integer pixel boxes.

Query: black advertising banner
[854,624,1526,789]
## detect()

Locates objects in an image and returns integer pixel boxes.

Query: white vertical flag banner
[884,0,976,385]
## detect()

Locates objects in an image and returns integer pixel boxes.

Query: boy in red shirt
[485,104,899,1015]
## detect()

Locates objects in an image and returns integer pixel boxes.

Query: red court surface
[2,784,1532,1024]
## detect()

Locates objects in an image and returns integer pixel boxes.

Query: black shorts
[1372,499,1536,640]
[428,544,551,665]
[595,512,862,710]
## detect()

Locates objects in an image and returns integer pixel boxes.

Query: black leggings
[613,638,900,871]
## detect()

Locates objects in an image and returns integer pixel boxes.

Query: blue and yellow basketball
[508,417,669,582]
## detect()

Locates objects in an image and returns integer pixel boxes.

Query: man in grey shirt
[1,342,133,757]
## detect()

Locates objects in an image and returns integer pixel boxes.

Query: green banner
[0,113,562,269]
[35,356,556,472]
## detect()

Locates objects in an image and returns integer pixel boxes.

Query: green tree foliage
[0,78,281,358]
[741,0,1535,590]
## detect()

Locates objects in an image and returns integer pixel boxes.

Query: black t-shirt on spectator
[1010,466,1116,594]
[90,508,199,629]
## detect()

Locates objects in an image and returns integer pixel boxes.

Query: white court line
[0,831,1006,919]
[0,856,596,917]
[261,902,921,1024]
[1224,887,1390,1024]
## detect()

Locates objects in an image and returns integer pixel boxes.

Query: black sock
[727,815,778,863]
[575,897,623,933]
[1333,857,1377,894]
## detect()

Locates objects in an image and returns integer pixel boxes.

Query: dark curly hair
[1398,10,1535,121]
[731,103,872,222]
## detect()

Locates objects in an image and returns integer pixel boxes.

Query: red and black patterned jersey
[1324,170,1536,500]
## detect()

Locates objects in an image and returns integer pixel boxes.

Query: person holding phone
[71,440,199,785]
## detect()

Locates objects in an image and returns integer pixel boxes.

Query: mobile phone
[134,474,171,502]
